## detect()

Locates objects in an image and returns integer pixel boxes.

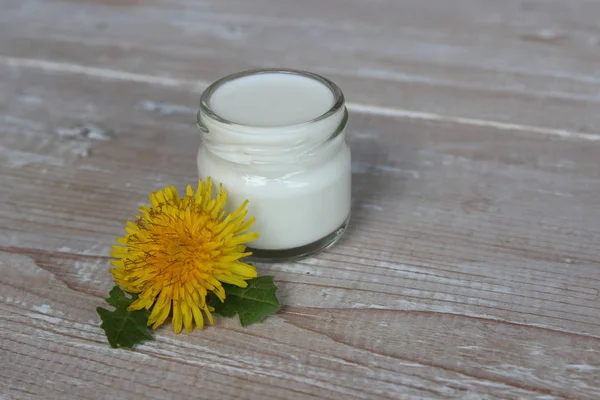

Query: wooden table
[1,1,599,399]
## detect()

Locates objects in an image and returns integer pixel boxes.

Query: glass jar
[196,69,351,262]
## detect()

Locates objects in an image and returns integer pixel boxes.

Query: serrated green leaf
[209,276,280,327]
[104,285,132,308]
[96,286,154,349]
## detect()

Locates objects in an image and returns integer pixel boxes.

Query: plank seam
[1,55,599,141]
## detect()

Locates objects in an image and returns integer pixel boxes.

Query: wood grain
[1,0,600,132]
[1,1,600,399]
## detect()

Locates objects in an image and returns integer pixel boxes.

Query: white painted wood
[1,1,600,399]
[0,0,599,131]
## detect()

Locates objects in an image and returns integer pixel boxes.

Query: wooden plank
[1,0,600,132]
[1,63,600,399]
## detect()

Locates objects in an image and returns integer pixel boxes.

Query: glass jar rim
[199,68,345,129]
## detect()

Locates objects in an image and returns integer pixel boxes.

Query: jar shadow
[336,127,418,246]
[343,140,388,241]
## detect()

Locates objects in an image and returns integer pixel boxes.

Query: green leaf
[96,286,154,349]
[209,276,280,327]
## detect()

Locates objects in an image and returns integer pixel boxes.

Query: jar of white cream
[196,69,351,261]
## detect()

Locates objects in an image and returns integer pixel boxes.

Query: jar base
[246,216,349,263]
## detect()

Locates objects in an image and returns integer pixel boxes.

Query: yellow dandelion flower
[110,178,259,334]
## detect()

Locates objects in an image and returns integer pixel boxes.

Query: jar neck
[197,106,348,164]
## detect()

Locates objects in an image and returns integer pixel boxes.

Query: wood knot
[54,123,114,141]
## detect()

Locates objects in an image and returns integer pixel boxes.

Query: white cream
[197,70,351,255]
[209,73,335,127]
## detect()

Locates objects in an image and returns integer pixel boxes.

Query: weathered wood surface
[1,1,600,399]
[2,0,600,132]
